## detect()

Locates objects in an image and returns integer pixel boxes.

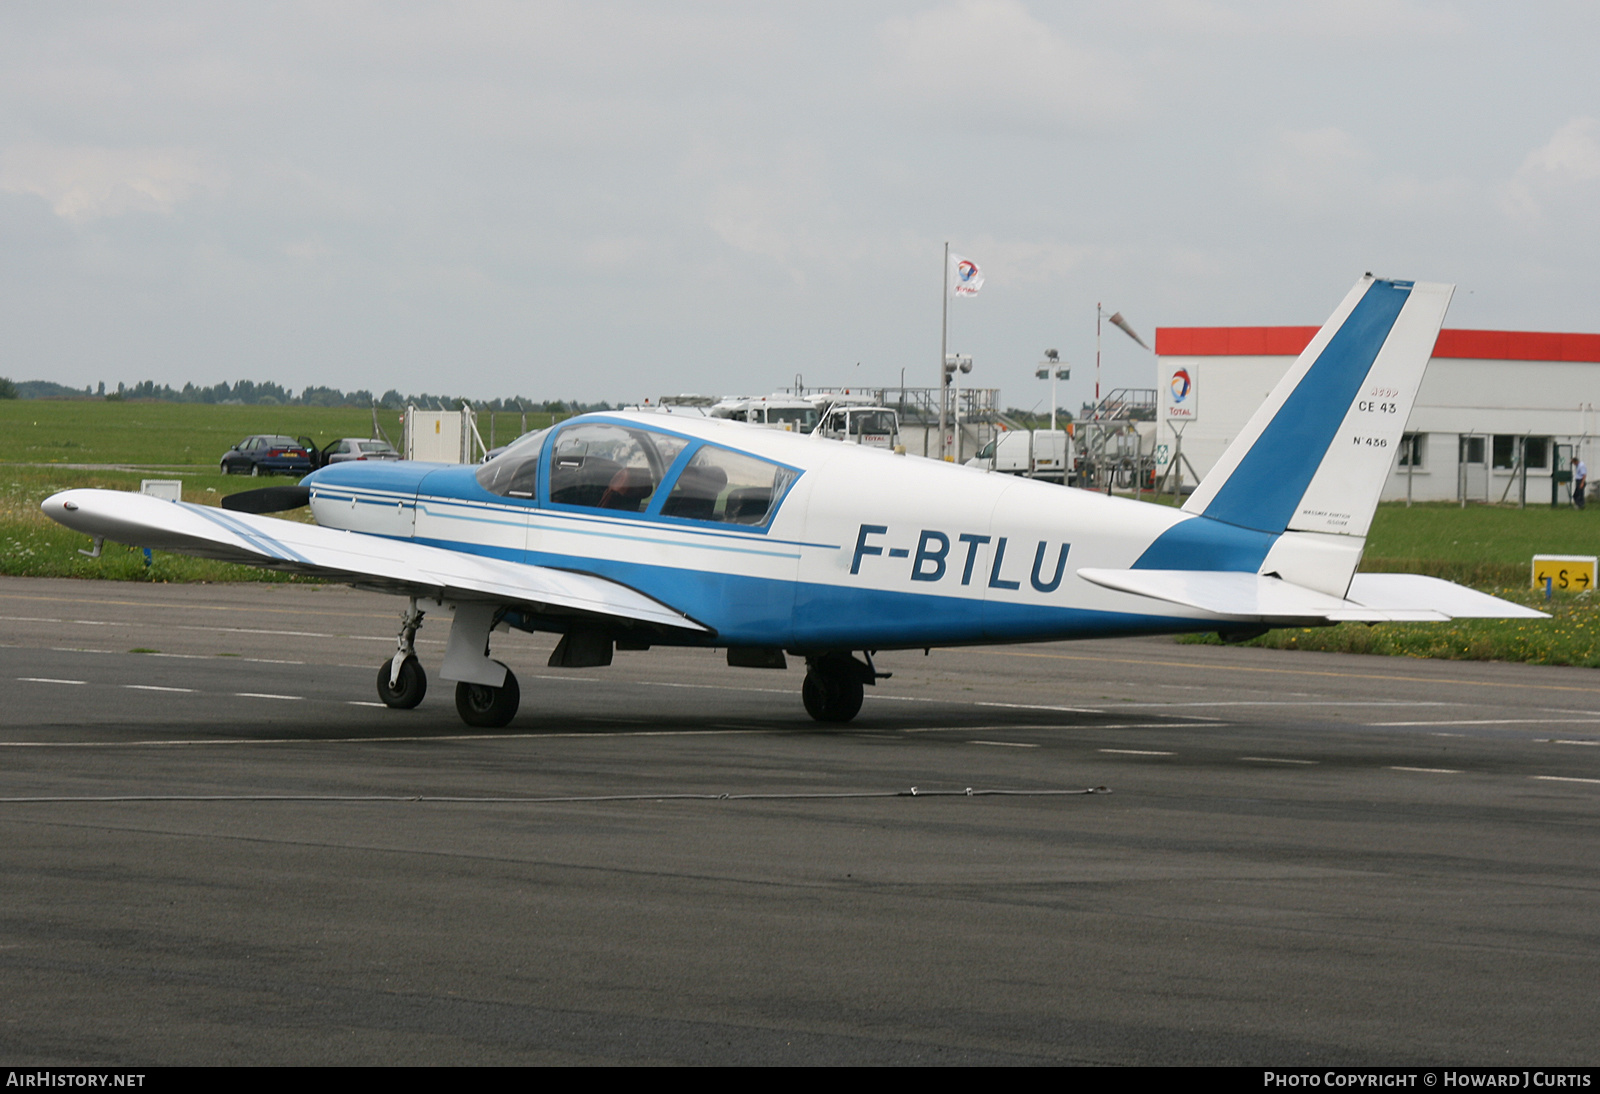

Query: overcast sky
[2,1,1597,411]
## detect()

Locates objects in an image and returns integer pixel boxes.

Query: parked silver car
[321,438,401,465]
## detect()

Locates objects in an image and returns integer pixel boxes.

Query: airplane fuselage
[303,414,1216,652]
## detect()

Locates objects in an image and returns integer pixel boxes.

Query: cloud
[1501,117,1600,222]
[877,0,1140,133]
[1130,0,1466,40]
[0,144,225,223]
[282,236,336,261]
[1255,127,1370,209]
[1253,127,1471,217]
[579,234,651,270]
[1261,0,1467,39]
[688,137,861,288]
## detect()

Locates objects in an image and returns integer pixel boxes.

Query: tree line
[0,376,610,413]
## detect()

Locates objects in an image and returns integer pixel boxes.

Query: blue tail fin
[1183,275,1453,538]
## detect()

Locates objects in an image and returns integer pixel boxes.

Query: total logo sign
[1165,364,1199,420]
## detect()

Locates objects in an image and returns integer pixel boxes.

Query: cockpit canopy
[475,419,798,528]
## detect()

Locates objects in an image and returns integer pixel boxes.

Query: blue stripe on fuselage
[791,579,1204,648]
[1131,514,1278,572]
[401,530,1197,647]
[525,547,1195,647]
[1199,279,1410,534]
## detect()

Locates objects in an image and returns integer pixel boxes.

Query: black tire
[802,671,829,720]
[455,665,520,728]
[377,656,427,709]
[802,670,863,723]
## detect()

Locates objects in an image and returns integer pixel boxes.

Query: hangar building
[1154,324,1600,504]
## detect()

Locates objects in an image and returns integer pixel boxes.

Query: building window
[1460,435,1485,465]
[1526,437,1551,470]
[1399,433,1426,469]
[1492,435,1515,470]
[1492,435,1552,472]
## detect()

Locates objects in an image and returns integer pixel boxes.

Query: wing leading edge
[42,488,709,636]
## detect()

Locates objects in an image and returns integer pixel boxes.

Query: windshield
[475,427,550,498]
[769,407,818,431]
[850,411,895,435]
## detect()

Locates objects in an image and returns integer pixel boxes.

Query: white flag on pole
[949,253,984,297]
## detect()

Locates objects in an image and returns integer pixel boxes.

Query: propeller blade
[221,486,311,513]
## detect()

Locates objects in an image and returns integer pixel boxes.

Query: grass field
[0,400,544,582]
[0,401,383,467]
[3,400,1597,666]
[0,464,320,582]
[0,399,553,468]
[1361,502,1596,583]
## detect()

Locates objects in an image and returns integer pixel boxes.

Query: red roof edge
[1156,326,1600,363]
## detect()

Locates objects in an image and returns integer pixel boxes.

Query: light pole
[1035,349,1069,432]
[944,352,972,460]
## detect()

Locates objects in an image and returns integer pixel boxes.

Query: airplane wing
[1076,568,1546,624]
[43,488,709,635]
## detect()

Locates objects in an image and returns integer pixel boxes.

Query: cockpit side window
[546,423,688,513]
[659,445,797,527]
[475,427,550,498]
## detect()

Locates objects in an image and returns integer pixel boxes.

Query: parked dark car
[220,435,314,476]
[320,438,401,465]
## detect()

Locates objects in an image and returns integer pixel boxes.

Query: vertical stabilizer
[1183,276,1453,539]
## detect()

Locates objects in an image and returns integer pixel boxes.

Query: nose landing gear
[377,600,429,709]
[377,656,427,708]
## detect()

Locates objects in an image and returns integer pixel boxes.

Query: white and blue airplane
[43,275,1542,728]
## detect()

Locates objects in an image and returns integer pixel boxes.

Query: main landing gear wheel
[377,656,427,708]
[802,666,864,724]
[455,664,520,728]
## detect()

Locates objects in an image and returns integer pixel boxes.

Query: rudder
[1183,275,1453,539]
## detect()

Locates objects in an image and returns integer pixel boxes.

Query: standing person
[1574,455,1588,509]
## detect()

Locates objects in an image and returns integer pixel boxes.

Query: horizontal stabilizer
[43,488,708,635]
[1344,574,1548,619]
[1078,567,1544,624]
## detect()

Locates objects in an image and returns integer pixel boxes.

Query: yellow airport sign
[1531,554,1597,591]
